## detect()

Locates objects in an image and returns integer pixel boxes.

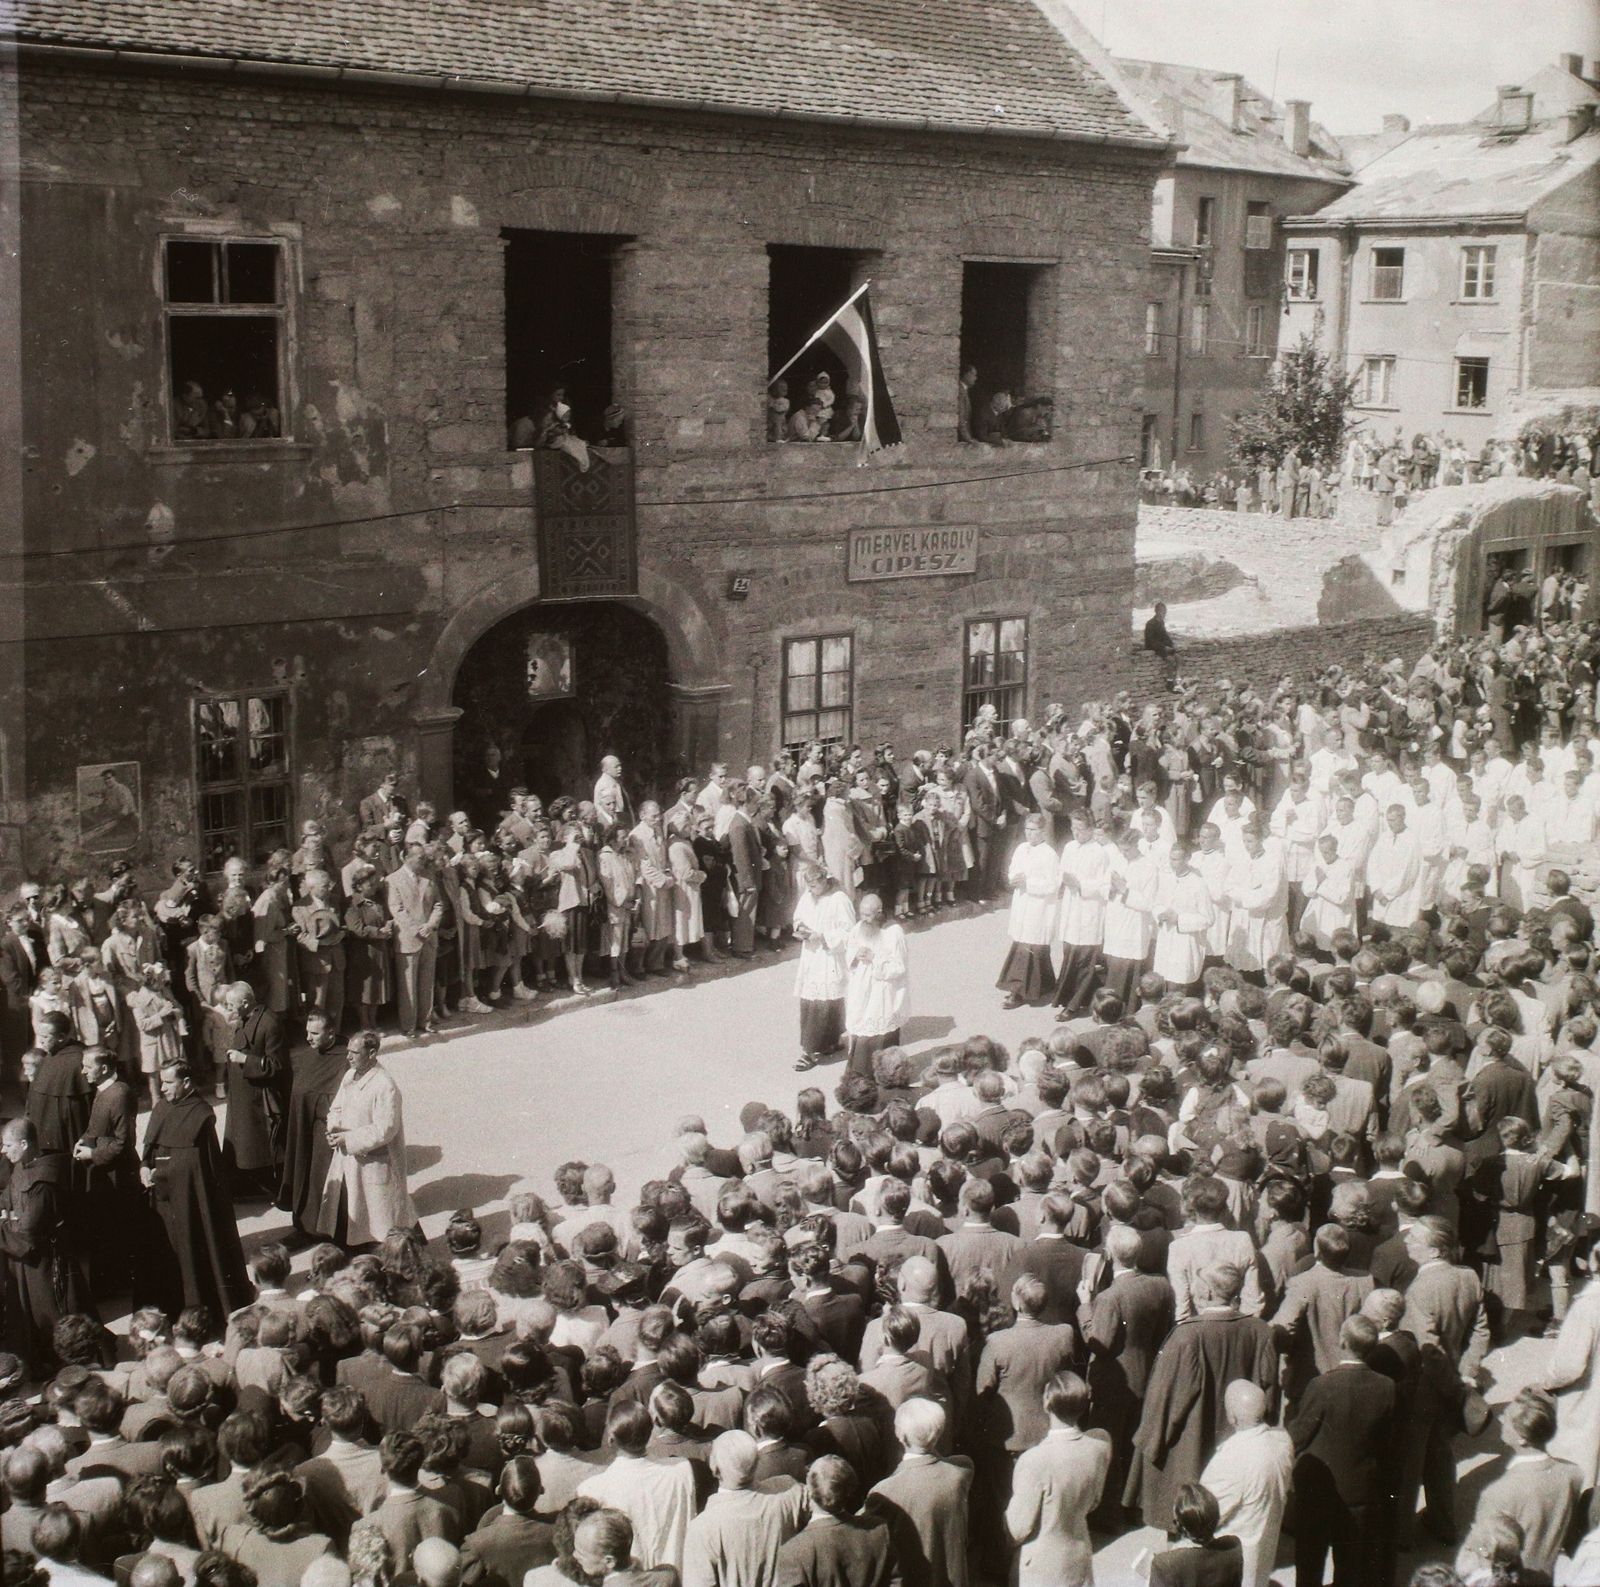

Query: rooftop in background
[1311,53,1600,221]
[1290,115,1600,225]
[1113,55,1352,181]
[10,0,1170,147]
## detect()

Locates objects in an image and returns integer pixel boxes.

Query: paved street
[211,903,1564,1584]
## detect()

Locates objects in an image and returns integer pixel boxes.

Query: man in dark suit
[461,1457,555,1587]
[0,903,41,1066]
[866,1399,973,1587]
[777,1454,894,1587]
[1288,1314,1397,1587]
[72,1046,141,1299]
[220,983,289,1194]
[359,773,402,835]
[365,1324,445,1437]
[725,789,764,958]
[747,1386,811,1485]
[1005,1193,1087,1325]
[962,745,1007,902]
[1083,1224,1175,1526]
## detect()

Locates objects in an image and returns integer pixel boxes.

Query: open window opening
[505,229,628,450]
[958,262,1054,443]
[165,238,286,441]
[767,244,873,443]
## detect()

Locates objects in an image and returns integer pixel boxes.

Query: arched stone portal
[412,564,728,814]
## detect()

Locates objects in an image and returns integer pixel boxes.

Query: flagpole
[767,278,873,388]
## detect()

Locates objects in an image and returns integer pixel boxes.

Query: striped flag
[769,281,903,456]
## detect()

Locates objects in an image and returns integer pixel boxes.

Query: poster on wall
[77,761,141,853]
[526,634,575,701]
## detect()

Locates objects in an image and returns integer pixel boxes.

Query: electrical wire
[7,449,1136,565]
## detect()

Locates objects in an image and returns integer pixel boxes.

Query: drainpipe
[1170,261,1187,468]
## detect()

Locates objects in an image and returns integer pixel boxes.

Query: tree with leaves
[1229,333,1359,470]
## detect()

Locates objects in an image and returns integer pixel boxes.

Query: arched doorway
[450,602,672,830]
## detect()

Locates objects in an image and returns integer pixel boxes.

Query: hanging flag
[769,280,903,456]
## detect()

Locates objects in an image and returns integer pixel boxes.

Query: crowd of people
[16,609,1600,1584]
[1139,423,1600,526]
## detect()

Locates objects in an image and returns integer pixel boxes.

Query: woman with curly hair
[216,1471,333,1587]
[802,1354,891,1488]
[346,1524,395,1587]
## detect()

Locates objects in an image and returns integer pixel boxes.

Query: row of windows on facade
[157,235,1057,449]
[186,622,1029,869]
[1356,354,1492,412]
[1284,244,1498,303]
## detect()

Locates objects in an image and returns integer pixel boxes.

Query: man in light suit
[866,1398,974,1587]
[1201,1381,1293,1587]
[1004,1372,1109,1587]
[386,845,443,1040]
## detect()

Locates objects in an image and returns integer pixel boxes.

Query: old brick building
[5,0,1168,885]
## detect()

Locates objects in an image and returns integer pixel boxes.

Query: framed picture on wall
[78,761,141,853]
[526,633,575,702]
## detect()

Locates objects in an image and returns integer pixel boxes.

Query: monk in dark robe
[25,1013,89,1160]
[275,1010,347,1245]
[72,1046,145,1301]
[0,1117,90,1373]
[219,982,289,1195]
[1124,1260,1279,1534]
[142,1061,254,1320]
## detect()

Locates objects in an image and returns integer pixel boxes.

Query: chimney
[1562,52,1585,77]
[1210,73,1243,133]
[1382,113,1410,134]
[1283,99,1311,156]
[1496,85,1533,131]
[1566,103,1595,142]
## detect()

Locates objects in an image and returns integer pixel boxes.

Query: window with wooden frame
[194,692,293,871]
[781,636,853,749]
[963,618,1027,731]
[1369,246,1405,300]
[1454,356,1490,410]
[1359,355,1396,407]
[1245,304,1269,357]
[164,237,289,442]
[1286,249,1320,300]
[1461,245,1497,300]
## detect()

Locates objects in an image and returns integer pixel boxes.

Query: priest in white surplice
[998,813,1059,1010]
[1102,829,1158,1009]
[792,864,856,1072]
[1300,833,1358,951]
[844,893,908,1079]
[1053,812,1110,1017]
[1498,793,1549,912]
[1366,804,1424,929]
[1151,840,1214,995]
[1223,824,1288,980]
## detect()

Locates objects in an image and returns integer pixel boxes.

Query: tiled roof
[11,0,1170,146]
[1113,56,1351,181]
[1293,119,1600,223]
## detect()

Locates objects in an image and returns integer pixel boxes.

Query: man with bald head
[682,1430,807,1586]
[1199,1381,1293,1587]
[866,1400,974,1587]
[130,1557,183,1587]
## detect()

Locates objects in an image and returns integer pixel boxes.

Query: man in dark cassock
[0,1117,89,1372]
[275,1010,347,1246]
[72,1046,144,1301]
[25,1013,89,1161]
[219,982,289,1195]
[142,1061,254,1320]
[1124,1260,1278,1534]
